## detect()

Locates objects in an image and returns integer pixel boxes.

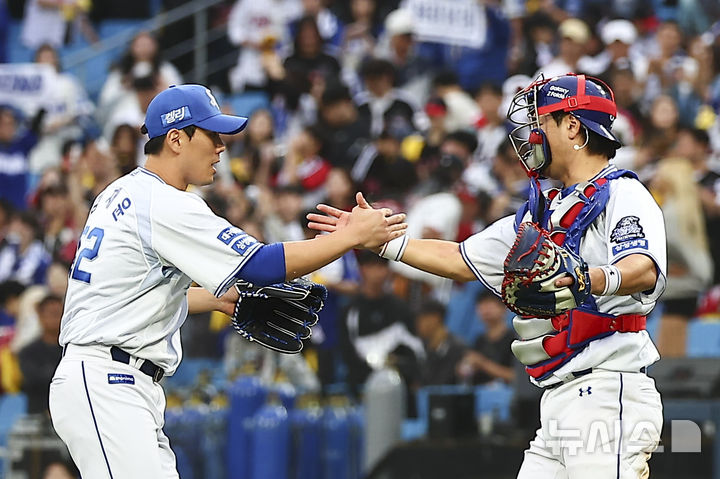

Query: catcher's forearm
[589,254,658,296]
[283,232,356,280]
[399,238,477,283]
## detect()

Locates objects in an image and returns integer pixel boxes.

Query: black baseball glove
[231,278,328,354]
[501,222,591,318]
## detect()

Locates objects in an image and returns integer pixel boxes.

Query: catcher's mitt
[232,278,328,354]
[501,222,591,318]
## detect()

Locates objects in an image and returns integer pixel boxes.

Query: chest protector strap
[510,168,646,381]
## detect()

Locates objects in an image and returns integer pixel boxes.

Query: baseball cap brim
[581,117,621,147]
[195,113,248,135]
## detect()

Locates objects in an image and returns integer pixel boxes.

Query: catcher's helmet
[507,73,620,174]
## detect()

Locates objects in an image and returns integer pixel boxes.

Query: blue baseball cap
[142,84,248,139]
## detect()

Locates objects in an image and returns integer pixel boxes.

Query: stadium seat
[0,393,28,447]
[227,92,271,118]
[475,381,513,423]
[687,320,720,358]
[7,20,32,63]
[445,282,486,344]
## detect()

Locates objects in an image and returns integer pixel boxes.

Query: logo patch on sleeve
[610,216,645,243]
[108,373,135,385]
[612,238,648,255]
[217,226,242,245]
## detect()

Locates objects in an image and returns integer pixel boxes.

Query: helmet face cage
[507,75,549,174]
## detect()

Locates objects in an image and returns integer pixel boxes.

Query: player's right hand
[308,192,407,248]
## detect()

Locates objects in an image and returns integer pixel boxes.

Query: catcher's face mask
[507,76,552,175]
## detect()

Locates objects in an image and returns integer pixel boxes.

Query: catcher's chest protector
[511,168,646,381]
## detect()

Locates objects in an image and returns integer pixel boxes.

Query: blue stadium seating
[687,320,720,357]
[227,92,271,118]
[0,393,28,447]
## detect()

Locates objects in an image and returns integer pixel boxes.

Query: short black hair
[550,111,619,160]
[37,293,62,311]
[432,70,460,88]
[681,127,710,147]
[0,280,25,305]
[142,125,197,155]
[476,288,500,304]
[474,82,503,98]
[417,300,446,319]
[360,58,396,80]
[444,131,479,155]
[322,81,352,107]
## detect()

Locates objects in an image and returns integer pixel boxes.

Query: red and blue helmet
[507,73,620,174]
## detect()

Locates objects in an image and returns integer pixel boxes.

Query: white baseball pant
[517,370,663,479]
[49,344,179,479]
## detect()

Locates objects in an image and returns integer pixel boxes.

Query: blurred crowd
[1,0,720,444]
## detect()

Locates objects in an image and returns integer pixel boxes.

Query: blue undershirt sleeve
[238,242,287,286]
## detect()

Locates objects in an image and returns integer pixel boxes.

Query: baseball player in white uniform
[310,73,666,478]
[48,84,406,479]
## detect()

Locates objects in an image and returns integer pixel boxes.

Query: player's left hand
[231,278,328,354]
[502,222,592,318]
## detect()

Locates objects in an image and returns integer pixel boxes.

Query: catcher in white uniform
[310,73,666,478]
[49,84,406,479]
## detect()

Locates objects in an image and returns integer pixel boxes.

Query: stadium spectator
[355,58,419,137]
[653,157,712,357]
[289,0,344,52]
[457,290,515,385]
[0,280,23,394]
[18,293,63,415]
[28,44,94,179]
[37,182,79,265]
[110,123,142,175]
[98,31,181,126]
[318,81,371,170]
[339,250,422,397]
[513,11,556,78]
[277,125,331,205]
[473,82,507,164]
[415,300,466,386]
[0,212,51,286]
[351,125,417,202]
[430,71,480,134]
[339,0,379,75]
[0,107,42,210]
[391,151,463,302]
[300,211,360,388]
[537,18,590,79]
[374,8,430,102]
[226,0,302,92]
[263,184,306,243]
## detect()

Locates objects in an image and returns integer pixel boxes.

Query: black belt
[546,367,647,390]
[110,346,165,382]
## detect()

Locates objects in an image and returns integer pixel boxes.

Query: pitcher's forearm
[400,239,477,283]
[283,232,356,280]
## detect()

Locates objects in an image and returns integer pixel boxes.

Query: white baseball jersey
[60,167,262,375]
[460,166,667,387]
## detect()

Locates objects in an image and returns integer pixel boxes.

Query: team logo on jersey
[161,106,191,127]
[108,373,135,385]
[610,216,644,243]
[205,88,220,110]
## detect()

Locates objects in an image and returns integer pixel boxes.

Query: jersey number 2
[71,227,105,283]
